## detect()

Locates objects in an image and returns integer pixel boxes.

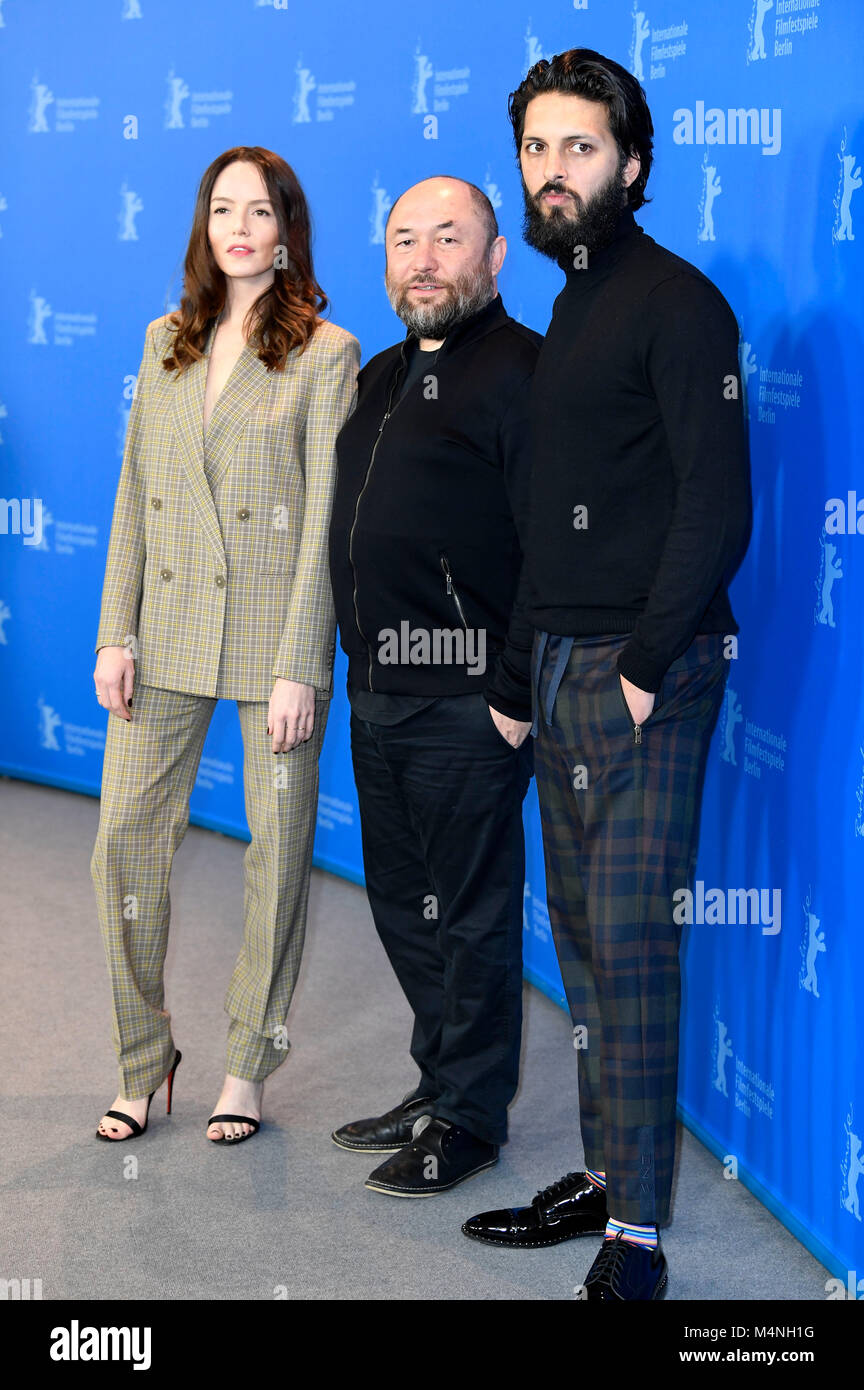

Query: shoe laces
[589,1233,631,1288]
[530,1170,586,1214]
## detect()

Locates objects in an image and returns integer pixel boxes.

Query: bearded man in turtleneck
[462,48,751,1304]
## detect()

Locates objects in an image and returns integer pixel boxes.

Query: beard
[385,260,496,339]
[521,160,630,264]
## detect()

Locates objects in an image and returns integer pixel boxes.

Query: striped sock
[605,1216,659,1250]
[585,1168,606,1192]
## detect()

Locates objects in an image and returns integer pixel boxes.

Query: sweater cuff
[616,641,666,695]
[483,688,533,723]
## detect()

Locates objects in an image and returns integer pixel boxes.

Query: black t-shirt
[395,339,439,401]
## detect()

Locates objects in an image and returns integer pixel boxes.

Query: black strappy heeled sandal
[96,1049,182,1142]
[206,1113,261,1144]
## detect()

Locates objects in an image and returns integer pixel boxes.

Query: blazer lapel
[169,321,273,561]
[170,322,225,563]
[202,339,273,491]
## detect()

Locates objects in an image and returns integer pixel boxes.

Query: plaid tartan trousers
[532,630,728,1226]
[91,315,359,1097]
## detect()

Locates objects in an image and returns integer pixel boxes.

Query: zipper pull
[377,412,390,434]
[446,575,452,594]
[633,724,642,745]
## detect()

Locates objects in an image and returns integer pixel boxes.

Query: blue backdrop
[1,0,861,1286]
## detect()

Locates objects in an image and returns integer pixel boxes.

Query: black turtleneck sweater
[522,208,752,693]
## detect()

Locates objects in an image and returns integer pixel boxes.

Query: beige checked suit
[91,313,360,1098]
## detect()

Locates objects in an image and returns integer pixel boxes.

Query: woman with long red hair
[91,147,359,1145]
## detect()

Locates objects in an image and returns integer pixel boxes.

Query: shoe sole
[331,1133,406,1154]
[461,1224,608,1248]
[365,1158,499,1197]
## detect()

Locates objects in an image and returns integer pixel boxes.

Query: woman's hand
[94,646,135,720]
[268,678,316,753]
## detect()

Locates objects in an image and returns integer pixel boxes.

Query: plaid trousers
[90,683,329,1099]
[532,631,728,1226]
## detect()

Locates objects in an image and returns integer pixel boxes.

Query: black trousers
[350,692,534,1145]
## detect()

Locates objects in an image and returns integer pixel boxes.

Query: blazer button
[215,574,226,588]
[160,568,173,581]
[236,507,250,520]
[151,497,162,509]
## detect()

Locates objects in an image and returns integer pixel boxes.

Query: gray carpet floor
[0,777,830,1300]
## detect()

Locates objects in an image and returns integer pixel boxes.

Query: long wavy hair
[162,146,327,374]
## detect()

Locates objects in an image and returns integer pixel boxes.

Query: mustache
[535,184,581,205]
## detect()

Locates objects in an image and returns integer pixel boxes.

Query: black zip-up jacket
[328,294,542,721]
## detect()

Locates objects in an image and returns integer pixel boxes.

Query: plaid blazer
[95,313,360,701]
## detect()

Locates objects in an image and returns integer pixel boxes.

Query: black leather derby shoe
[462,1170,608,1247]
[582,1231,668,1300]
[331,1094,434,1153]
[365,1116,498,1196]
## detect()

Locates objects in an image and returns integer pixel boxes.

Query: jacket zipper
[439,554,468,630]
[348,341,410,691]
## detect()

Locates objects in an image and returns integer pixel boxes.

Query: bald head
[383,176,507,345]
[386,176,499,252]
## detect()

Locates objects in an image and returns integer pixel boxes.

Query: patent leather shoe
[582,1231,668,1300]
[462,1170,608,1247]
